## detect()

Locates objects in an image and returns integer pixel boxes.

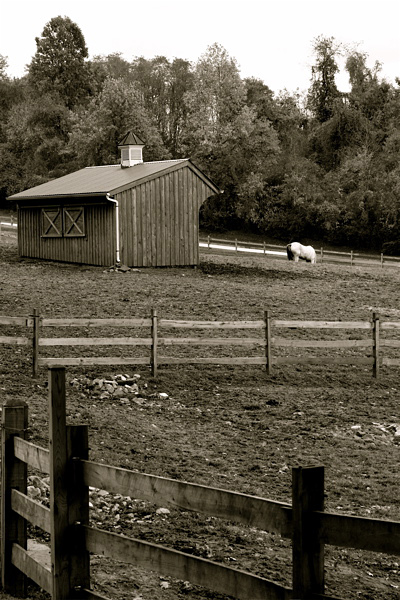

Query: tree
[308,103,370,170]
[68,77,168,167]
[345,49,398,151]
[181,45,249,227]
[346,50,381,95]
[91,52,133,82]
[307,36,342,123]
[182,43,246,156]
[0,56,27,132]
[244,77,276,122]
[0,93,73,195]
[88,52,136,97]
[166,58,194,155]
[133,56,171,139]
[221,109,281,220]
[28,16,90,108]
[0,56,16,136]
[0,55,8,79]
[130,56,194,155]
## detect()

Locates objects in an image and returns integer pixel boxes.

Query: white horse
[287,242,317,264]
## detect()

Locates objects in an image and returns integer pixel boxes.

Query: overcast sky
[2,0,399,95]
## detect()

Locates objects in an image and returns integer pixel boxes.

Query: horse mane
[286,244,294,261]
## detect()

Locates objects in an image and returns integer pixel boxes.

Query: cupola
[118,131,144,167]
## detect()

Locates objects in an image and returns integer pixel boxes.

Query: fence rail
[82,525,291,600]
[2,309,400,379]
[2,367,400,599]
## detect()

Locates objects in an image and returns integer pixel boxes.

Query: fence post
[49,366,71,600]
[207,235,210,249]
[264,310,272,375]
[235,239,238,253]
[372,312,380,379]
[32,307,40,378]
[320,247,323,262]
[1,399,28,596]
[292,465,325,599]
[151,308,158,377]
[381,253,384,268]
[67,425,90,597]
[350,250,354,266]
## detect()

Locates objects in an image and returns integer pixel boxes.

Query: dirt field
[1,229,400,600]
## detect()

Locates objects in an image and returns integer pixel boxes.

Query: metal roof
[8,159,220,201]
[118,131,145,147]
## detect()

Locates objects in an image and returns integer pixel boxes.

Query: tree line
[1,16,399,251]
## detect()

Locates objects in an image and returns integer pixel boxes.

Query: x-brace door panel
[42,208,62,237]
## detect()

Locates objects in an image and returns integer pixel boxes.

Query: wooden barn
[8,132,220,267]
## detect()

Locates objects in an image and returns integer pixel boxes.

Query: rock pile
[350,421,400,443]
[22,371,173,545]
[27,475,50,507]
[69,373,169,403]
[103,264,140,273]
[27,474,171,531]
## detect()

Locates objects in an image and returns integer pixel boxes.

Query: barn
[8,132,221,267]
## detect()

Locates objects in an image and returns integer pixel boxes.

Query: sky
[1,0,399,95]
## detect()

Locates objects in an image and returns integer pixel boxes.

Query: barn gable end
[117,163,216,267]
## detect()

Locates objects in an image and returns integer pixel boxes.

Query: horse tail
[286,244,294,261]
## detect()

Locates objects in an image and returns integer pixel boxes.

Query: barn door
[64,207,85,237]
[41,208,62,238]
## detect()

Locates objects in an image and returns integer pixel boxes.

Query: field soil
[1,229,400,600]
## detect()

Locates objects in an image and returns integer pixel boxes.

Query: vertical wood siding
[17,165,216,267]
[18,203,115,266]
[117,165,215,267]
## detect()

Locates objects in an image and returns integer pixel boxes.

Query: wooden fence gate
[2,368,400,599]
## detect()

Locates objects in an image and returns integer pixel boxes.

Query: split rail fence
[2,367,400,600]
[2,310,400,379]
[2,220,400,268]
[200,235,400,268]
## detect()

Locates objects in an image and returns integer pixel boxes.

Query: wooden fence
[2,367,400,599]
[0,215,17,238]
[3,310,400,379]
[199,235,400,268]
[2,220,400,268]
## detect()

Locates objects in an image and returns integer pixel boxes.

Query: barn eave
[13,192,108,203]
